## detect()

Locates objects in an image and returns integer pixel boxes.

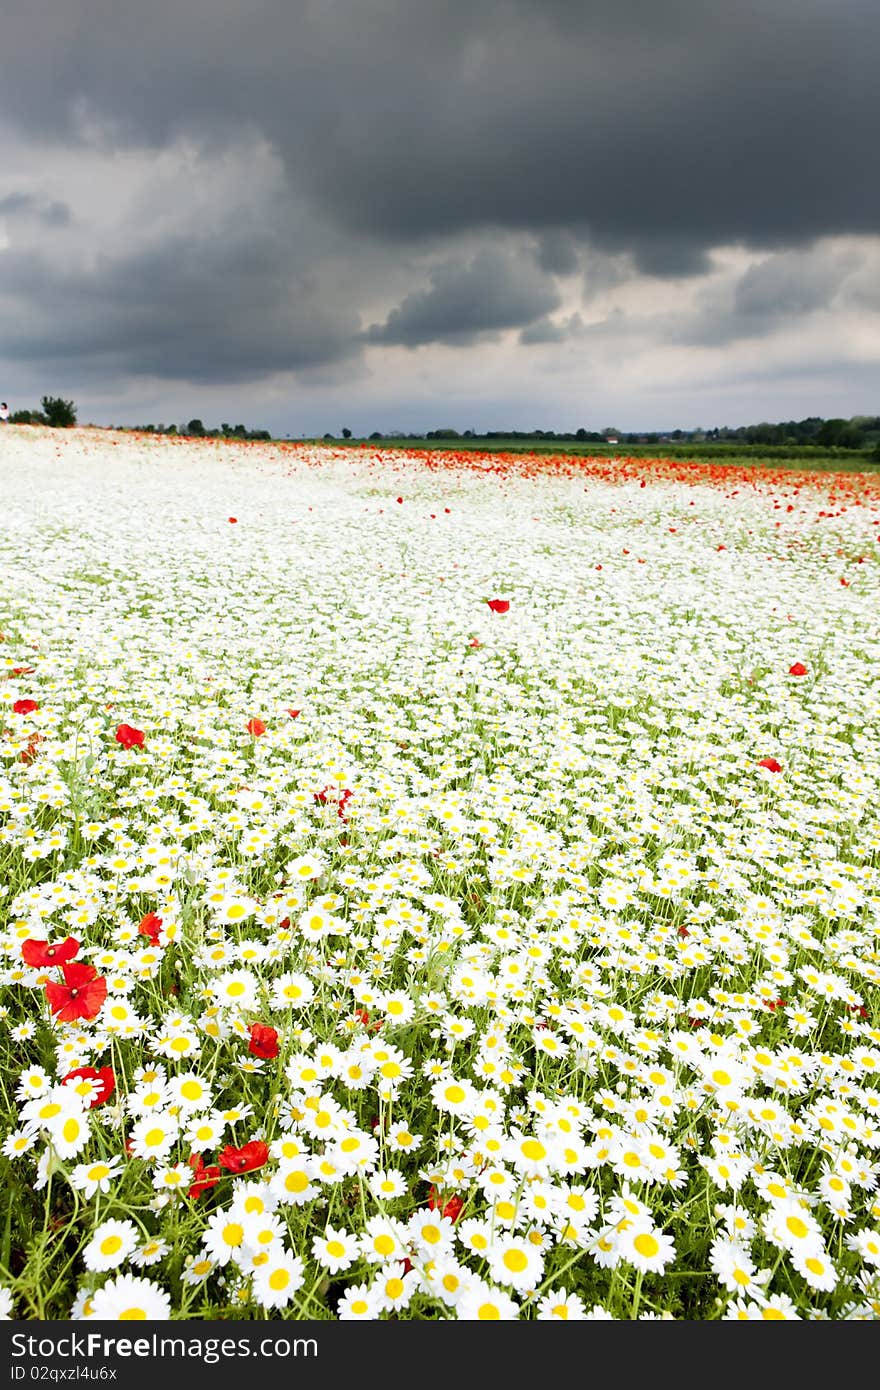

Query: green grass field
[301,436,880,473]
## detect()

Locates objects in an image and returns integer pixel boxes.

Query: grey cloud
[840,255,880,312]
[676,243,869,347]
[733,247,863,320]
[1,2,878,262]
[520,312,586,345]
[534,231,580,277]
[536,227,710,284]
[0,191,71,225]
[628,239,713,280]
[0,0,878,424]
[365,249,560,347]
[0,231,361,384]
[275,3,880,258]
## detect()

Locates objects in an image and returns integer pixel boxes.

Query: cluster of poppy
[187,1141,269,1198]
[22,938,108,1024]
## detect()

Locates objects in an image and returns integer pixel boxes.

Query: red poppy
[355,1008,383,1033]
[313,785,352,818]
[218,1140,269,1175]
[22,936,80,968]
[248,1022,280,1060]
[757,757,783,773]
[115,723,145,749]
[427,1186,465,1222]
[44,962,107,1023]
[228,517,238,523]
[486,599,510,613]
[468,637,482,648]
[62,1065,116,1107]
[246,717,266,737]
[13,698,39,715]
[287,708,301,719]
[138,912,163,942]
[788,662,808,676]
[187,1152,221,1199]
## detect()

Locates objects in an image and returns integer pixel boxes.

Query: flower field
[1,425,879,1321]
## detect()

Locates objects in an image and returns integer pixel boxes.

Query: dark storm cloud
[365,249,559,346]
[0,191,71,225]
[628,240,713,280]
[1,0,878,396]
[3,1,878,259]
[534,232,581,277]
[0,232,359,383]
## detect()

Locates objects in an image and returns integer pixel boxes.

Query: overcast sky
[1,0,878,436]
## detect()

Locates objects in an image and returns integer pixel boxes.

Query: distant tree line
[6,403,878,459]
[124,419,272,441]
[348,415,880,451]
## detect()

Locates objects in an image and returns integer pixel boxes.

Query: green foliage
[40,396,77,428]
[817,418,865,449]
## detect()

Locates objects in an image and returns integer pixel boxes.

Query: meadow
[0,425,878,1321]
[313,435,880,472]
